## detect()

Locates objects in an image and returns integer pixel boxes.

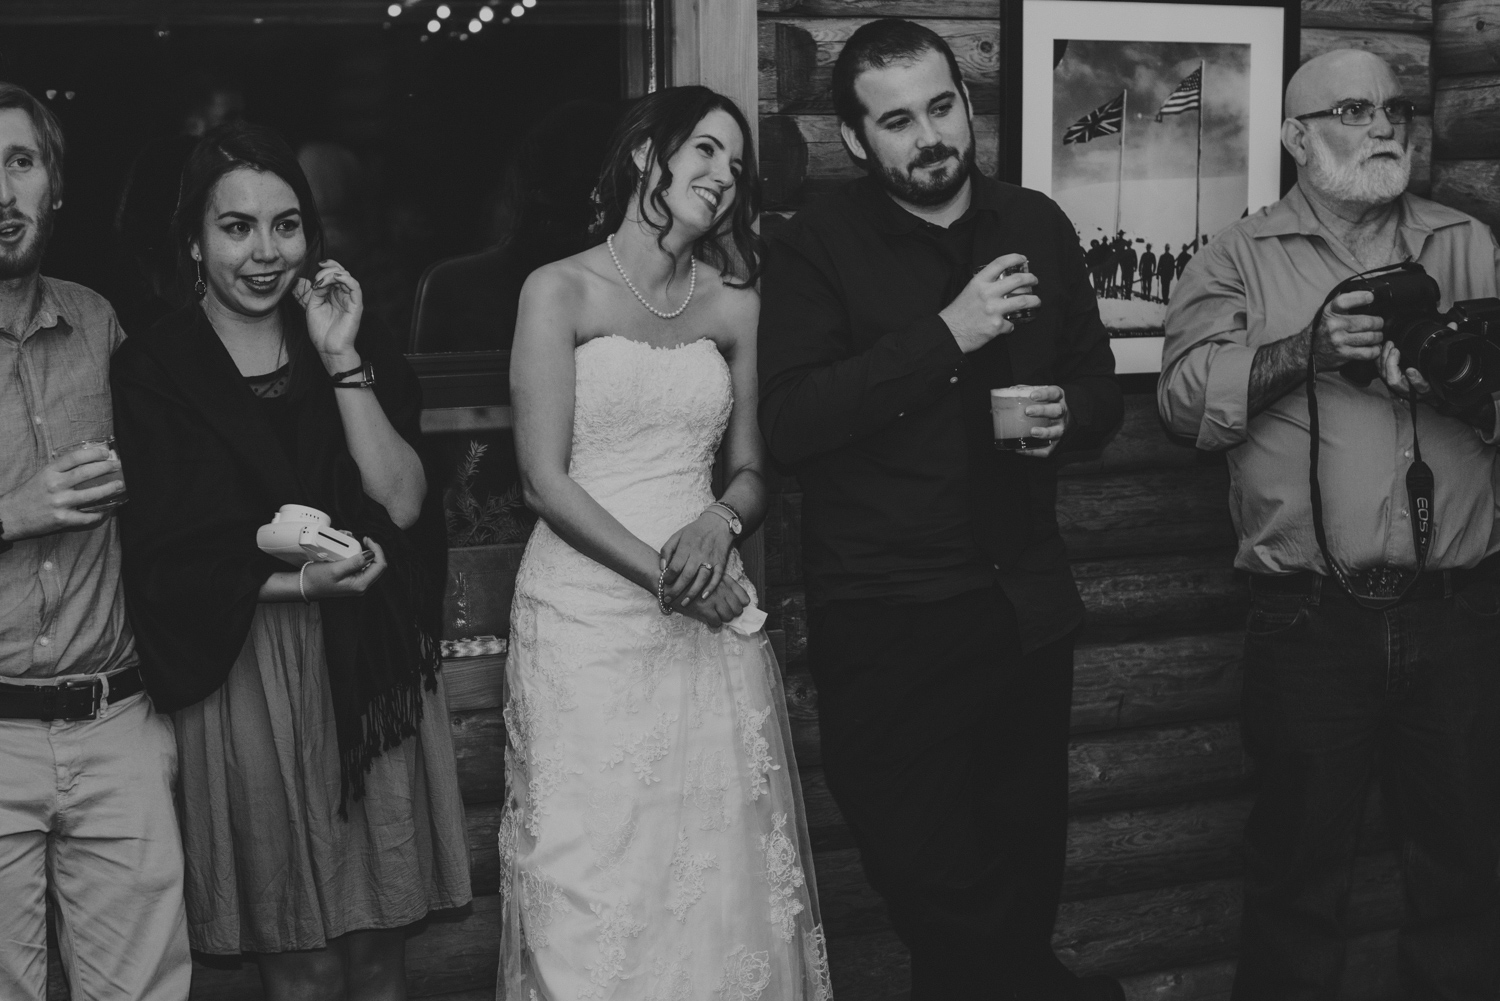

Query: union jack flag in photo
[1062,93,1124,145]
[1155,67,1202,121]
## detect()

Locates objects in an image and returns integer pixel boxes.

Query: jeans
[809,586,1078,999]
[1232,571,1500,1001]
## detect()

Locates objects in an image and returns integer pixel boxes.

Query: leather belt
[1251,552,1500,604]
[0,667,145,722]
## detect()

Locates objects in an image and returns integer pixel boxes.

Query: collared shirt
[1,277,137,679]
[759,174,1120,648]
[1160,184,1500,574]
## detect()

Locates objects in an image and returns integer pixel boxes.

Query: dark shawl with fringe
[111,302,443,807]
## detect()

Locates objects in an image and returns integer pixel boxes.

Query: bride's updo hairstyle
[593,86,763,288]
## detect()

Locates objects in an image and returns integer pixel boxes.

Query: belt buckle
[44,677,104,722]
[1352,566,1407,600]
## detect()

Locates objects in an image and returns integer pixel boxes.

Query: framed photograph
[1001,0,1298,374]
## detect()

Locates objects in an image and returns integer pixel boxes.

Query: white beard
[1304,128,1412,206]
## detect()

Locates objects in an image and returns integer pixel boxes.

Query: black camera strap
[1307,286,1433,609]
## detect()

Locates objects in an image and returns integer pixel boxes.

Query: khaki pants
[0,690,191,1001]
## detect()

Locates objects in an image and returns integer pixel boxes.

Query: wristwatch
[706,501,743,537]
[331,360,376,390]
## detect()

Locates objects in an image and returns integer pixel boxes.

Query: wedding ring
[701,563,715,573]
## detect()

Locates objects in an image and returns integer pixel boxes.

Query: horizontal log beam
[1434,72,1500,158]
[1435,0,1500,76]
[1431,158,1500,230]
[1301,0,1432,30]
[452,708,506,805]
[443,655,505,713]
[1117,927,1400,1001]
[1074,549,1245,642]
[1301,28,1433,113]
[1069,720,1251,814]
[1071,632,1242,733]
[759,18,999,115]
[1058,392,1201,476]
[1055,851,1401,977]
[1058,466,1235,561]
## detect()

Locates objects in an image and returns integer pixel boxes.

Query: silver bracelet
[299,561,313,604]
[656,565,674,615]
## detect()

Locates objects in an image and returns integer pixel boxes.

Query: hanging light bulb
[427,17,441,30]
[386,3,401,15]
[468,17,482,30]
[510,2,523,14]
[436,4,451,17]
[522,0,536,6]
[477,5,494,21]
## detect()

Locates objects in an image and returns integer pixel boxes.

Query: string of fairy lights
[385,0,538,39]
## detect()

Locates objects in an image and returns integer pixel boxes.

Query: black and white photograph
[1016,0,1294,372]
[1052,40,1248,349]
[5,0,1499,999]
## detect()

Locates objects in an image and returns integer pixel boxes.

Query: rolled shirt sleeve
[1159,241,1258,451]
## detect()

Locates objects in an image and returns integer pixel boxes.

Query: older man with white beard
[1160,49,1500,1000]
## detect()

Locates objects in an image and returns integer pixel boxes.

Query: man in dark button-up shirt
[758,18,1122,1001]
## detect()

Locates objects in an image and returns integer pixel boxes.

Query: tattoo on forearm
[1248,326,1312,417]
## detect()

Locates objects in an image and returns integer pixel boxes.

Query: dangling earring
[193,259,206,299]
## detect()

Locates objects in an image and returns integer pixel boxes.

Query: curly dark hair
[593,86,762,288]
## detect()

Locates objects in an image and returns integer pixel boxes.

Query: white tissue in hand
[726,605,768,636]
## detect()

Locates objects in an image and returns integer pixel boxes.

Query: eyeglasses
[1294,99,1416,126]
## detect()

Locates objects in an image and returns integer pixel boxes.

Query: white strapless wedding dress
[499,335,831,1001]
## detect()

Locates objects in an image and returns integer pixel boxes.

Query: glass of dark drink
[51,437,127,513]
[991,387,1046,451]
[1001,259,1037,323]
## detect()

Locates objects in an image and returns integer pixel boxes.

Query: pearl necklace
[607,234,696,319]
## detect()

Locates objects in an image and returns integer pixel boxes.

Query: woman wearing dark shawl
[111,121,470,998]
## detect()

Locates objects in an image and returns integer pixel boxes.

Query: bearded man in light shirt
[1160,50,1500,1000]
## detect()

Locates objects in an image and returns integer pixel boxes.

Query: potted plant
[443,440,535,641]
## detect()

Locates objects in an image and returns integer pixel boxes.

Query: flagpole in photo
[1194,59,1204,250]
[1114,88,1127,237]
[1155,64,1205,251]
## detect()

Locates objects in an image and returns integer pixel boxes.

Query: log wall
[1432,0,1500,230]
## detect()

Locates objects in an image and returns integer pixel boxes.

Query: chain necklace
[607,233,696,319]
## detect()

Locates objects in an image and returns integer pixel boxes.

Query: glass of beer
[50,437,127,513]
[991,387,1046,451]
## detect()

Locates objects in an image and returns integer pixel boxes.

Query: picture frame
[999,0,1299,374]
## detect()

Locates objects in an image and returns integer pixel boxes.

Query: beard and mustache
[1303,128,1412,206]
[863,126,978,207]
[0,195,55,282]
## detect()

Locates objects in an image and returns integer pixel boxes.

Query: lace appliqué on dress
[736,696,779,801]
[714,946,772,1001]
[585,786,639,887]
[667,831,720,922]
[580,899,647,999]
[519,868,568,950]
[602,710,679,784]
[683,749,731,831]
[645,954,695,1001]
[762,812,808,942]
[804,923,834,1001]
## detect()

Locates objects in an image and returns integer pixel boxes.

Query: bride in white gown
[500,86,830,1000]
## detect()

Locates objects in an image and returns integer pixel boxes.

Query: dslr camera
[1335,262,1500,412]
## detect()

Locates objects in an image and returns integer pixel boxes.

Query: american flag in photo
[1155,67,1202,121]
[1062,93,1124,145]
